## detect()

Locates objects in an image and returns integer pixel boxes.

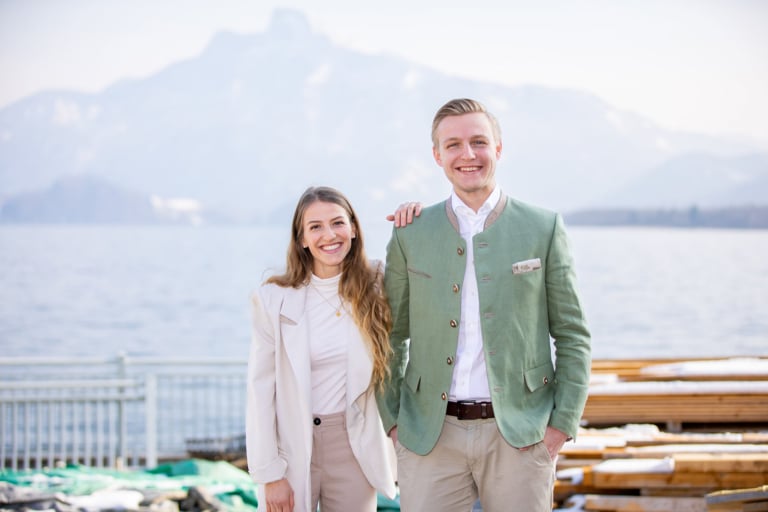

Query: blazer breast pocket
[511,258,541,275]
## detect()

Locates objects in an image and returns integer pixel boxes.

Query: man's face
[432,112,502,206]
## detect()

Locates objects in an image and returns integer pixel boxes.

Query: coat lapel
[278,286,312,415]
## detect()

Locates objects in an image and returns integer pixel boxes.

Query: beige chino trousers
[396,416,555,512]
[310,412,377,512]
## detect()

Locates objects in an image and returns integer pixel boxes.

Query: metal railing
[0,354,247,471]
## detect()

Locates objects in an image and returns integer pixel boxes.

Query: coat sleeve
[545,214,592,439]
[376,226,410,433]
[246,288,289,483]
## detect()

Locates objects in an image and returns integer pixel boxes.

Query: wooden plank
[592,470,766,490]
[709,501,768,512]
[673,453,768,473]
[590,357,768,382]
[631,432,768,445]
[706,485,768,508]
[582,393,768,425]
[584,494,706,511]
[622,445,768,459]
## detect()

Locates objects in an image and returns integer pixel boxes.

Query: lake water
[0,224,766,360]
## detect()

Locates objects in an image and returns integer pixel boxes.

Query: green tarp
[0,459,400,511]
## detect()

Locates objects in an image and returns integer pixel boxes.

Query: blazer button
[452,284,460,293]
[543,377,549,385]
[441,392,447,400]
[313,417,321,425]
[449,319,458,328]
[457,247,464,256]
[447,357,453,365]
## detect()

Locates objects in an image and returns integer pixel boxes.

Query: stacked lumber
[555,426,768,511]
[554,357,768,511]
[583,380,768,430]
[583,357,768,431]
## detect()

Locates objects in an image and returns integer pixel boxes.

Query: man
[378,98,591,511]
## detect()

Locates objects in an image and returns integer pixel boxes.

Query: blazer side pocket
[523,363,555,393]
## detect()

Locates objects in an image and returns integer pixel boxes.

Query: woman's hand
[264,478,294,512]
[386,202,422,227]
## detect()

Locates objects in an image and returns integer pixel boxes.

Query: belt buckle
[456,400,476,420]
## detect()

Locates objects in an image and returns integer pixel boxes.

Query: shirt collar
[451,186,501,217]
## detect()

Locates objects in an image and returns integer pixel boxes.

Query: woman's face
[300,200,356,278]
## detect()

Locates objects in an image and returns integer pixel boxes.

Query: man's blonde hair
[431,98,502,147]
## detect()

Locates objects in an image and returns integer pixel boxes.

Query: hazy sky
[2,0,767,146]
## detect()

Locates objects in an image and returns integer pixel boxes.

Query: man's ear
[433,146,442,165]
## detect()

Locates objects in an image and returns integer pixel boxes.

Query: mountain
[0,8,766,226]
[0,174,206,225]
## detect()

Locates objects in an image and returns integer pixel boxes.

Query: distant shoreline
[2,205,768,229]
[565,205,768,230]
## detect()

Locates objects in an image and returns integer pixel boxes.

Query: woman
[246,186,397,512]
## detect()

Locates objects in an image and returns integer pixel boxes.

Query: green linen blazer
[378,194,591,455]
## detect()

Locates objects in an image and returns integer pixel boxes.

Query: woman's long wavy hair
[266,186,392,390]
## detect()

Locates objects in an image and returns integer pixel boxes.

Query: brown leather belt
[446,401,494,420]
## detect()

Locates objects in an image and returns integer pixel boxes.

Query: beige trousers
[396,416,555,512]
[310,412,377,512]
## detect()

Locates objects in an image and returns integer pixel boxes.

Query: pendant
[336,310,341,317]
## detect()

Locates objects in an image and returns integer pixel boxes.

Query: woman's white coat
[246,281,397,512]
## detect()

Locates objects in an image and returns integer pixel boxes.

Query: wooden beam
[584,493,706,511]
[706,485,768,511]
[673,453,768,473]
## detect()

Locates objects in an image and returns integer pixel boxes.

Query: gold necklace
[310,284,344,317]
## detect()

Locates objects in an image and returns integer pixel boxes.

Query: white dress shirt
[449,186,501,402]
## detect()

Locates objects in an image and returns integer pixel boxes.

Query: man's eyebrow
[442,134,488,143]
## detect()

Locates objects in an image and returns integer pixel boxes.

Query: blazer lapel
[278,286,312,413]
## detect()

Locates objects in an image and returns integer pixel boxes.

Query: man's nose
[461,143,475,159]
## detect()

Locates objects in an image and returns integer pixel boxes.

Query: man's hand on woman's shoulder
[386,202,422,228]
